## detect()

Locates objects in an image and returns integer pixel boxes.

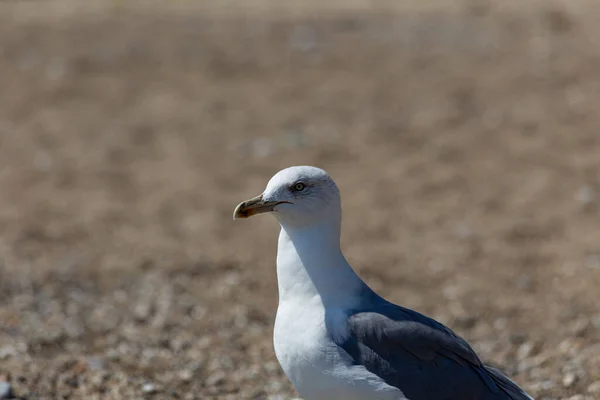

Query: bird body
[234,166,533,400]
[274,225,403,399]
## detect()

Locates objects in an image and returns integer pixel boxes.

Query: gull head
[233,166,341,227]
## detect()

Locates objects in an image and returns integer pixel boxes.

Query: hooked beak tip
[233,195,292,220]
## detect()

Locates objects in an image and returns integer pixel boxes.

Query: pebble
[86,356,106,371]
[178,369,193,383]
[252,138,275,158]
[528,379,555,392]
[264,361,280,373]
[591,314,600,329]
[142,383,157,394]
[562,372,577,388]
[585,255,600,270]
[205,371,225,386]
[515,274,533,290]
[587,380,600,393]
[267,379,286,392]
[517,342,535,360]
[0,381,12,399]
[576,185,596,206]
[0,346,17,360]
[266,395,287,400]
[290,25,318,52]
[571,319,590,337]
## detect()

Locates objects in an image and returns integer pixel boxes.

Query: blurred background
[0,0,599,399]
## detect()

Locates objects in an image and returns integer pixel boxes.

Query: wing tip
[484,365,534,400]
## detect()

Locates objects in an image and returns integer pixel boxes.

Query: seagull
[233,166,533,400]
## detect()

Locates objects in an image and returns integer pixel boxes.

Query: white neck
[276,219,366,307]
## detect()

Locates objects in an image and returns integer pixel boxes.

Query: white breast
[273,298,405,400]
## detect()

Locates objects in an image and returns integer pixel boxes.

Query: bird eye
[292,182,305,192]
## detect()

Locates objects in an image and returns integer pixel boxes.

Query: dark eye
[292,182,305,192]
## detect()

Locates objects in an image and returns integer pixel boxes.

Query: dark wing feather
[335,300,532,400]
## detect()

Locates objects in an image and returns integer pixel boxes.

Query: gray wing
[336,301,533,400]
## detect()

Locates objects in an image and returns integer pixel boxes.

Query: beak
[233,194,290,219]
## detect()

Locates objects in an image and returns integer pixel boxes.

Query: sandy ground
[0,1,599,399]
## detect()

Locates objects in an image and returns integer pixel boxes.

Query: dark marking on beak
[233,194,291,220]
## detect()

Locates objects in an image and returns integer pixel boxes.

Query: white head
[233,166,341,229]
